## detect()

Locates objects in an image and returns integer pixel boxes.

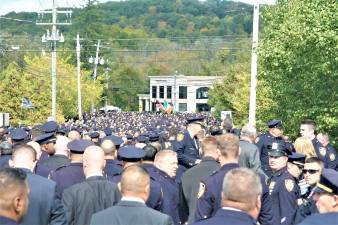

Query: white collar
[86,173,103,179]
[222,207,243,212]
[121,196,145,204]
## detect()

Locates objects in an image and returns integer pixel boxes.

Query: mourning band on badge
[329,153,335,161]
[197,182,206,199]
[177,133,184,142]
[285,179,295,192]
[319,147,326,157]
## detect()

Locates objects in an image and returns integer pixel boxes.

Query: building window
[152,86,157,98]
[179,103,187,112]
[196,87,209,99]
[179,86,187,99]
[196,103,210,112]
[167,86,172,99]
[159,86,164,99]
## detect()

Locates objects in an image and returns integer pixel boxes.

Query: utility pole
[76,33,82,120]
[37,0,72,121]
[88,40,104,112]
[248,2,259,125]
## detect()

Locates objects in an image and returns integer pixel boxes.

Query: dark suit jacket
[19,168,67,225]
[62,176,121,225]
[90,200,174,225]
[191,209,256,225]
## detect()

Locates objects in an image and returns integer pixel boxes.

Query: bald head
[83,146,105,177]
[27,141,41,160]
[100,139,116,156]
[10,145,37,171]
[68,130,81,141]
[54,136,70,156]
[120,165,150,201]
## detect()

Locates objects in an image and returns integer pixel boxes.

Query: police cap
[268,143,291,157]
[101,135,123,146]
[288,152,306,166]
[42,121,58,133]
[313,169,338,195]
[103,127,113,136]
[10,128,28,141]
[89,132,100,139]
[149,132,159,142]
[67,139,95,154]
[267,119,283,129]
[187,116,205,126]
[118,146,145,162]
[35,133,56,145]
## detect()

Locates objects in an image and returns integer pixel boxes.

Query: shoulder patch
[197,182,206,199]
[319,147,326,157]
[176,133,184,142]
[329,153,336,161]
[285,179,295,192]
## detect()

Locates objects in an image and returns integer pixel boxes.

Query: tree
[258,0,337,145]
[0,54,103,125]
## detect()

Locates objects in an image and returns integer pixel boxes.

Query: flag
[21,97,34,109]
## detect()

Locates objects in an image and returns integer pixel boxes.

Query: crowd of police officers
[0,112,337,225]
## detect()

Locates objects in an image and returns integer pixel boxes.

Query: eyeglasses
[303,169,319,174]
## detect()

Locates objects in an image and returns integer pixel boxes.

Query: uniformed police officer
[35,133,56,162]
[109,146,163,211]
[174,117,205,180]
[256,119,288,177]
[190,168,262,225]
[194,134,240,222]
[317,132,338,170]
[298,169,338,225]
[299,119,333,169]
[100,136,123,178]
[49,139,94,194]
[267,143,299,225]
[154,150,180,225]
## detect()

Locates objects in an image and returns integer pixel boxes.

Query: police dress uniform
[326,144,338,170]
[0,216,18,225]
[179,156,220,224]
[268,166,299,225]
[110,147,163,211]
[49,140,95,194]
[311,138,333,169]
[153,168,180,225]
[194,163,239,222]
[298,169,338,225]
[104,159,122,177]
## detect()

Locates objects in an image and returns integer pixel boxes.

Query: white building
[138,75,222,113]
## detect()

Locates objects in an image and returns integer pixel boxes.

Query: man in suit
[9,144,67,225]
[90,165,173,225]
[179,136,220,224]
[238,124,262,173]
[191,168,262,225]
[62,145,120,225]
[0,168,29,225]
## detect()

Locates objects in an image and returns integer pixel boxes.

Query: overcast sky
[0,0,113,15]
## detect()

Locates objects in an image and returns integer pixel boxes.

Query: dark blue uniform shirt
[268,167,300,225]
[49,162,85,194]
[174,131,200,168]
[152,168,180,225]
[298,212,338,225]
[0,155,11,169]
[194,163,239,222]
[104,159,122,177]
